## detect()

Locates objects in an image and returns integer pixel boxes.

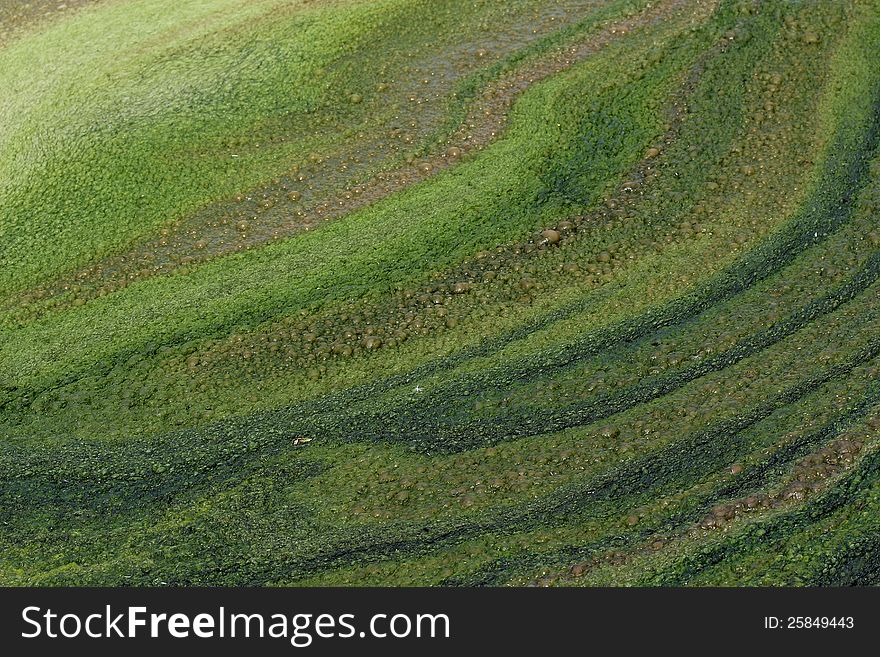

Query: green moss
[2,0,880,586]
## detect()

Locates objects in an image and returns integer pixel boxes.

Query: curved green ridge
[2,0,880,586]
[1,0,620,295]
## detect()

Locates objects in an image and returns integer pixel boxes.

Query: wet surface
[4,0,880,587]
[6,0,698,319]
[0,0,101,44]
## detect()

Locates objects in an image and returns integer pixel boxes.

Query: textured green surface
[1,0,879,586]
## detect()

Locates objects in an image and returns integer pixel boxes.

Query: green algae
[2,0,880,587]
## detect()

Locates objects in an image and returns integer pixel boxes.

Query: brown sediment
[153,0,725,380]
[533,404,880,587]
[162,98,685,377]
[96,0,823,404]
[0,0,103,45]
[7,0,707,321]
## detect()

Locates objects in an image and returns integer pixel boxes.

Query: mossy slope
[2,0,879,586]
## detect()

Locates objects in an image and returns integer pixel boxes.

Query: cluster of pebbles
[530,414,878,586]
[6,0,692,324]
